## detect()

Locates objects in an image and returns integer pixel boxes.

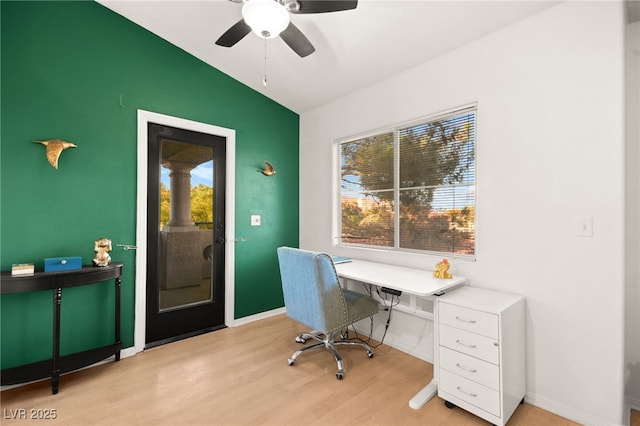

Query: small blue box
[44,256,82,272]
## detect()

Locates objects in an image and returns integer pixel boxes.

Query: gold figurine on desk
[433,258,453,279]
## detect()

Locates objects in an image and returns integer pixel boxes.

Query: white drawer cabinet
[437,287,525,426]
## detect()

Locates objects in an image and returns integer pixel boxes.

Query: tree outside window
[339,106,476,256]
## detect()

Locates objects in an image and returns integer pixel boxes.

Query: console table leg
[52,372,60,394]
[52,287,62,395]
[115,277,121,361]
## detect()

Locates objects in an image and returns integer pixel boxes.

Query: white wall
[625,18,640,411]
[300,2,626,425]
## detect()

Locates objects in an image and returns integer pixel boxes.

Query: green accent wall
[0,1,299,369]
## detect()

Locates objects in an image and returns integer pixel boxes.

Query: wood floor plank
[1,314,578,425]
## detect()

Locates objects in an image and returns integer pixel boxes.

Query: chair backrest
[277,247,348,334]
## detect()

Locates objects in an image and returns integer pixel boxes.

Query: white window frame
[334,103,477,259]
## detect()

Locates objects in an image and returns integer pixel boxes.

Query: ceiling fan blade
[215,19,252,47]
[291,0,357,14]
[280,22,316,58]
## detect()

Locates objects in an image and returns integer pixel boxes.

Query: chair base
[288,330,374,380]
[295,330,321,343]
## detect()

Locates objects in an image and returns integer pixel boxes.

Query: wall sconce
[258,161,277,176]
[34,139,77,169]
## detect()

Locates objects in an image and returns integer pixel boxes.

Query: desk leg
[52,287,62,395]
[409,380,438,409]
[409,292,444,409]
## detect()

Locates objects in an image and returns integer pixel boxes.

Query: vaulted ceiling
[98,0,560,114]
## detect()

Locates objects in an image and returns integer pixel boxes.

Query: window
[338,105,476,256]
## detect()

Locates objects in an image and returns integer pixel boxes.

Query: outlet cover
[575,216,593,237]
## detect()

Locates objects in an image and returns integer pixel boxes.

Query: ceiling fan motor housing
[242,0,290,39]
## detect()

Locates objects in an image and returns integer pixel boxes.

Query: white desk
[334,259,467,409]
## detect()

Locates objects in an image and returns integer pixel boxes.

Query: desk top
[335,259,466,297]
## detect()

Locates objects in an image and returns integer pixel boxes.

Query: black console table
[1,262,123,394]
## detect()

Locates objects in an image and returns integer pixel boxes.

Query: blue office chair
[277,247,378,380]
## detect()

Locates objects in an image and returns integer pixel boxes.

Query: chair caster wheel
[367,350,374,358]
[288,358,295,366]
[336,372,344,380]
[295,336,306,343]
[444,400,456,409]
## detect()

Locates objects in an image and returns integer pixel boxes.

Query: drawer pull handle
[455,339,477,348]
[455,316,476,324]
[456,363,477,373]
[61,259,67,265]
[456,386,478,398]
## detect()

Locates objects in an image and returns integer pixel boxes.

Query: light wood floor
[0,314,619,425]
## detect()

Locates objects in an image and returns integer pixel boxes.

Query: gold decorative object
[93,237,112,267]
[433,258,453,279]
[258,161,276,176]
[33,139,77,169]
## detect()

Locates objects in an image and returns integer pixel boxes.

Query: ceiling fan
[215,0,358,58]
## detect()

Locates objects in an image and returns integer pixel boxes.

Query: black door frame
[145,123,226,347]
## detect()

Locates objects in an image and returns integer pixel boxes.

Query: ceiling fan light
[242,0,290,39]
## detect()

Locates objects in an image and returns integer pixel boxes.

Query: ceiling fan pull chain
[262,37,268,87]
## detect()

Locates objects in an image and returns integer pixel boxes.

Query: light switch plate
[251,215,261,226]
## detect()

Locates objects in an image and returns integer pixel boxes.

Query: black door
[146,123,226,347]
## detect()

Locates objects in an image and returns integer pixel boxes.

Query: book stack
[11,263,34,276]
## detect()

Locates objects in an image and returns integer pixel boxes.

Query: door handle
[115,244,137,250]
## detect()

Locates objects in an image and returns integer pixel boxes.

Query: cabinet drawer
[439,302,499,339]
[439,324,499,364]
[439,368,500,417]
[439,346,500,390]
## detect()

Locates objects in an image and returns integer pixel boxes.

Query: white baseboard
[627,395,640,411]
[626,396,640,426]
[231,307,286,327]
[526,392,621,426]
[121,346,138,359]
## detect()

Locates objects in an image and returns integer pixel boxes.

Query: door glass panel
[158,139,214,312]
